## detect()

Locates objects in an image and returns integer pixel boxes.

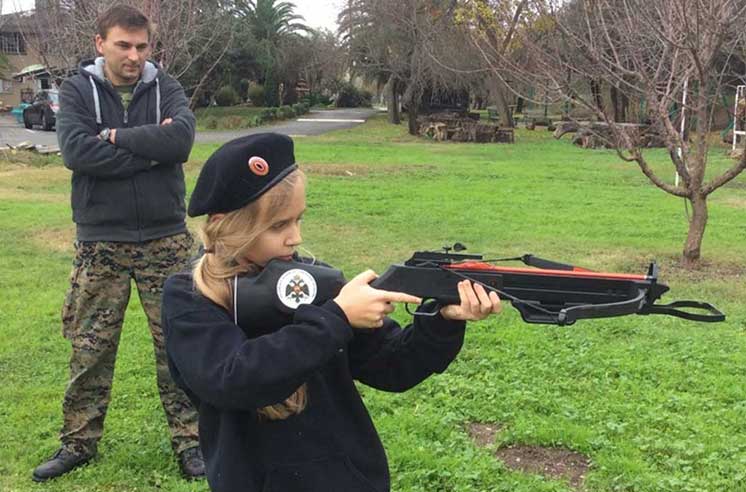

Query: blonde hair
[193,169,308,420]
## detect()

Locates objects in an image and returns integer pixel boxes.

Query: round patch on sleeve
[277,269,318,309]
[248,156,270,176]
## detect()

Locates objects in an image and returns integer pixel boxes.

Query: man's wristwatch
[98,127,112,143]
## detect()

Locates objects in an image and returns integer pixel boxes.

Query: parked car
[23,90,59,131]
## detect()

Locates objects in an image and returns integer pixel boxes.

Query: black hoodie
[56,57,196,242]
[162,269,467,492]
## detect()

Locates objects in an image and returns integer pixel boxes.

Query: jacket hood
[79,57,159,85]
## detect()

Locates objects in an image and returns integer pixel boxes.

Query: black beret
[188,133,298,217]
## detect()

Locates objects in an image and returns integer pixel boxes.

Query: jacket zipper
[102,76,147,241]
[116,81,141,240]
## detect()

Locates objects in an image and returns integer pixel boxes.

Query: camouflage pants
[60,232,199,456]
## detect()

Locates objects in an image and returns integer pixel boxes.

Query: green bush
[203,116,218,129]
[335,83,372,108]
[303,92,332,107]
[260,108,276,121]
[239,79,251,101]
[279,105,295,119]
[220,115,245,129]
[292,102,309,116]
[248,85,265,107]
[214,85,239,107]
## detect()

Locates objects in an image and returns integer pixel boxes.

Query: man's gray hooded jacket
[57,57,195,242]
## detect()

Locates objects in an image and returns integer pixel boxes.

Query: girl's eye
[271,221,287,230]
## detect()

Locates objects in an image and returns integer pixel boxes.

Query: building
[0,10,56,109]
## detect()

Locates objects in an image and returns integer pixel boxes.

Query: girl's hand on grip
[334,270,422,329]
[440,280,501,321]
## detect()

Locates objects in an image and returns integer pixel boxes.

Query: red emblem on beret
[248,156,269,176]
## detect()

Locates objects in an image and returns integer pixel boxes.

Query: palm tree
[233,0,311,105]
[235,0,310,43]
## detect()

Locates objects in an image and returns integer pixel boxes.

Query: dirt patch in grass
[654,255,746,281]
[466,422,502,447]
[467,422,591,490]
[495,445,591,490]
[569,250,745,282]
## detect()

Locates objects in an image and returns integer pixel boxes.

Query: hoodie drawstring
[89,77,102,125]
[155,77,161,124]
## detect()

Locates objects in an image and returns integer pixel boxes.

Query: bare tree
[341,0,483,133]
[297,29,347,96]
[468,0,746,266]
[454,0,533,127]
[18,0,232,106]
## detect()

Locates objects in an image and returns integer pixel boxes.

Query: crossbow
[369,244,725,326]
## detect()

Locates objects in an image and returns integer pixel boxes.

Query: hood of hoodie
[79,57,159,86]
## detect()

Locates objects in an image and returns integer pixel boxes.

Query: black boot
[178,446,205,480]
[32,447,95,482]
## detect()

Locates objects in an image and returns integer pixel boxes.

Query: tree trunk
[590,79,603,112]
[402,83,419,135]
[407,103,418,135]
[610,85,620,122]
[494,85,515,128]
[385,76,400,124]
[682,193,708,266]
[516,97,524,114]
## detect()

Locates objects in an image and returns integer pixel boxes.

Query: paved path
[0,108,380,148]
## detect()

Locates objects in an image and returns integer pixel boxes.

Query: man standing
[32,5,203,482]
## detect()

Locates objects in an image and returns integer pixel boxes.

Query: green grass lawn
[1,118,745,491]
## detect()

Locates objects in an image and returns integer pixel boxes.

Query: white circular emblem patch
[277,269,318,309]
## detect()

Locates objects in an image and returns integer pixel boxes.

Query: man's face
[95,26,150,86]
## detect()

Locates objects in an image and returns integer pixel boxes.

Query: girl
[162,133,501,492]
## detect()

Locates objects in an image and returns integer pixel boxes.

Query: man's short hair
[96,4,152,40]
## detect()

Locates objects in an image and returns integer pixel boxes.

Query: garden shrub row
[200,102,311,131]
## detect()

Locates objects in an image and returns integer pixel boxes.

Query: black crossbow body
[369,244,725,326]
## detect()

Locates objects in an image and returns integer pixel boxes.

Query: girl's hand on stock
[334,270,422,329]
[440,280,501,321]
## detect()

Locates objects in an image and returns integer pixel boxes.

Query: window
[0,33,26,55]
[0,79,11,93]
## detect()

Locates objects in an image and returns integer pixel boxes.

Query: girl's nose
[287,223,302,246]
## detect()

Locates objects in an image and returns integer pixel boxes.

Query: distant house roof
[13,63,46,79]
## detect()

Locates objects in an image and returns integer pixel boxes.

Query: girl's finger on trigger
[382,291,422,305]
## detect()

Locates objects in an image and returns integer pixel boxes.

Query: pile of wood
[553,121,665,149]
[417,112,514,143]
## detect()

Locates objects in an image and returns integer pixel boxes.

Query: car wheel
[42,113,52,131]
[23,112,33,129]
